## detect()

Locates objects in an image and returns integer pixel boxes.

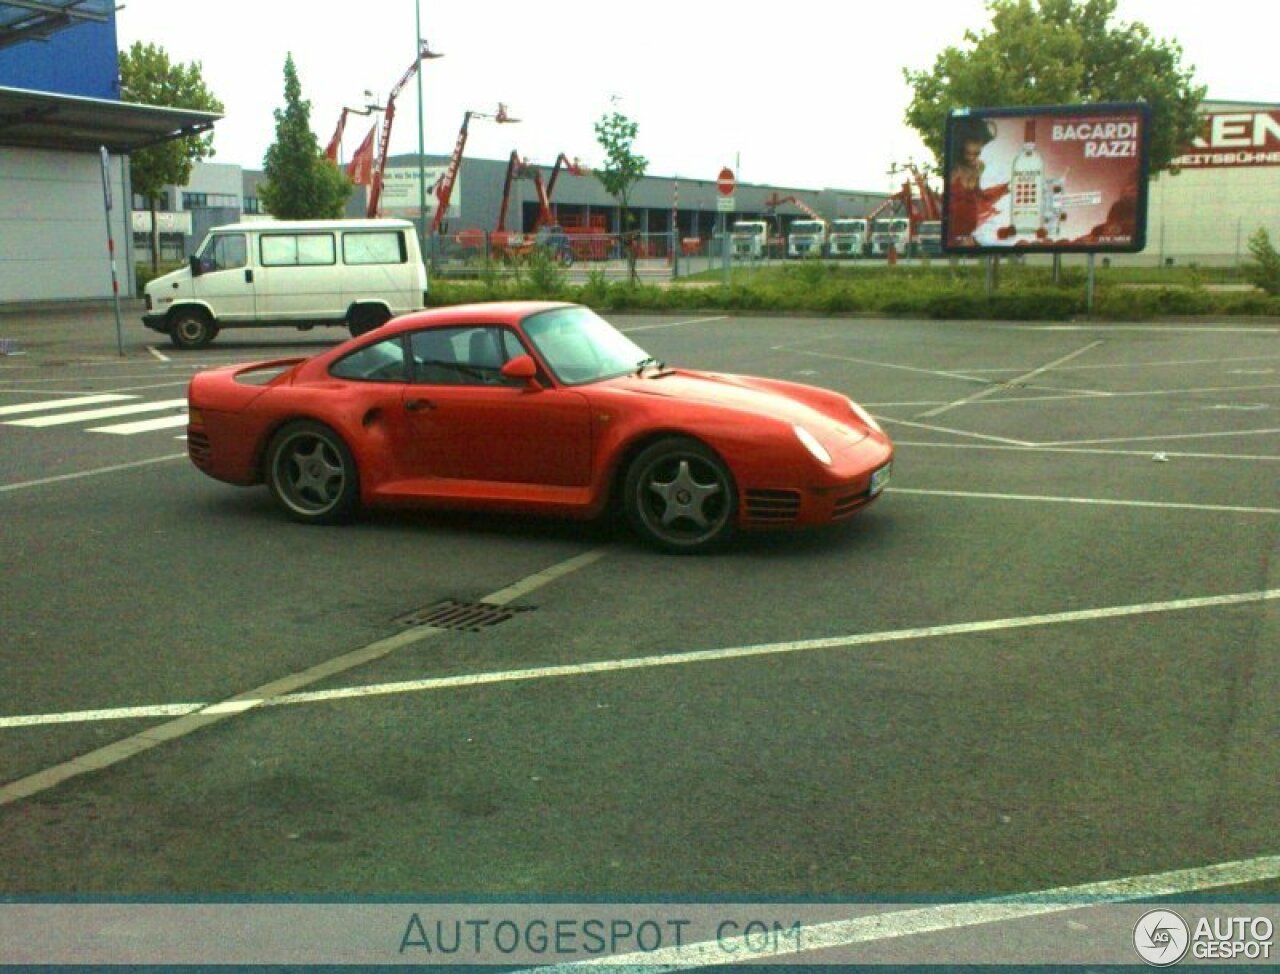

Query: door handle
[244,269,254,284]
[404,398,436,412]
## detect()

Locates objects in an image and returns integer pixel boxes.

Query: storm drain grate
[394,599,534,632]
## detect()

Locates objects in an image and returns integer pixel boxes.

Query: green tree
[117,42,222,272]
[903,0,1204,174]
[259,54,351,219]
[593,107,648,282]
[1244,227,1280,296]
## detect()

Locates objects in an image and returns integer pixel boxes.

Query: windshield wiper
[635,356,665,376]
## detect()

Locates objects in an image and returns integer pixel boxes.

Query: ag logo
[1134,909,1190,966]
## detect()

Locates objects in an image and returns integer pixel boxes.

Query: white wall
[1147,165,1280,265]
[0,146,132,304]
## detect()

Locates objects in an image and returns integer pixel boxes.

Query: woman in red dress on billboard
[948,117,1007,247]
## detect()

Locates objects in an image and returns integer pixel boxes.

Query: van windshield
[197,233,248,272]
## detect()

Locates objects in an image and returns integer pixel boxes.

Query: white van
[142,218,428,349]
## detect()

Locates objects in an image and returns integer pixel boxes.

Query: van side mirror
[189,255,203,278]
[500,354,541,390]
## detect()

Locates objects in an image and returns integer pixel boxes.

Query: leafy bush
[1244,227,1280,295]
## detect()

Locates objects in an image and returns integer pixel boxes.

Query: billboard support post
[1086,253,1096,314]
[985,256,995,296]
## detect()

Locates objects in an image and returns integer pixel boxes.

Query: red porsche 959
[185,302,893,553]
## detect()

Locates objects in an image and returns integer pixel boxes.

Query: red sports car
[186,302,893,552]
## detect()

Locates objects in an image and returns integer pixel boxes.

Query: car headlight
[848,398,882,434]
[793,425,832,465]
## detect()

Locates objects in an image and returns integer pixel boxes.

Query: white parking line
[892,440,1280,462]
[0,454,186,494]
[148,346,171,362]
[90,413,189,435]
[918,341,1104,419]
[4,587,1276,731]
[0,548,610,805]
[5,398,187,427]
[620,316,728,333]
[522,854,1280,972]
[889,486,1280,516]
[0,393,134,415]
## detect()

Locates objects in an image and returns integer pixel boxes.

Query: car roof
[379,301,577,336]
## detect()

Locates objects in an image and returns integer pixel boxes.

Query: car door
[191,231,255,321]
[394,325,592,487]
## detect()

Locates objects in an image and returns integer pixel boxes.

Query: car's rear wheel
[623,437,737,554]
[169,309,217,350]
[264,420,359,524]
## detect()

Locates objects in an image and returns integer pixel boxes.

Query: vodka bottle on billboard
[1009,119,1045,235]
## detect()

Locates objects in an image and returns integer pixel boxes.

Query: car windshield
[522,306,650,385]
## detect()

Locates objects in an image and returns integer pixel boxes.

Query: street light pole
[415,0,427,257]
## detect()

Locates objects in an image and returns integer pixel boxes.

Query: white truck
[730,220,769,260]
[786,219,829,259]
[915,219,943,257]
[869,217,911,258]
[828,218,869,259]
[142,218,429,349]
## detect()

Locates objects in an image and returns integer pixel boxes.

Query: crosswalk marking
[6,398,188,428]
[0,394,135,417]
[90,413,189,435]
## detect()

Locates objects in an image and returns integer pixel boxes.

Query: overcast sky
[116,0,1265,193]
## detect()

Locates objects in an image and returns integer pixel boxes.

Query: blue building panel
[0,17,119,100]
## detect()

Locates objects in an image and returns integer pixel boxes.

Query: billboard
[942,102,1151,254]
[1173,110,1280,168]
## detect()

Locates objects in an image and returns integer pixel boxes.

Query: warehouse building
[0,1,220,306]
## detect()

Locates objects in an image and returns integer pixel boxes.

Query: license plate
[869,461,892,496]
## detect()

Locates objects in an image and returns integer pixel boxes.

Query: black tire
[263,420,359,524]
[623,437,737,554]
[348,305,390,338]
[169,309,216,350]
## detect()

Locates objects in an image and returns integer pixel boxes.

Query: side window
[343,231,405,265]
[409,326,519,386]
[260,233,336,267]
[200,233,247,272]
[329,338,407,382]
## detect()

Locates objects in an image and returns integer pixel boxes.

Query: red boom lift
[366,41,440,218]
[430,104,518,235]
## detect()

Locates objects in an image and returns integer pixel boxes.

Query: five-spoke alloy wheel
[623,437,737,553]
[264,421,359,524]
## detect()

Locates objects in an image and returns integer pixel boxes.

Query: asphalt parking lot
[0,305,1277,951]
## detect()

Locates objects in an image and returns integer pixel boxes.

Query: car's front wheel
[623,437,737,553]
[264,420,359,524]
[169,309,217,350]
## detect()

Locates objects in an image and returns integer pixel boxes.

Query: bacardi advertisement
[943,103,1151,254]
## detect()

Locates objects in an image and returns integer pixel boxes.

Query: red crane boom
[367,42,437,218]
[430,103,516,235]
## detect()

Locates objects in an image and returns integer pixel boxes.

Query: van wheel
[169,310,216,350]
[349,306,389,338]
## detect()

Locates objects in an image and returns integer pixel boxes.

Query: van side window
[201,233,247,272]
[343,231,406,265]
[260,233,336,267]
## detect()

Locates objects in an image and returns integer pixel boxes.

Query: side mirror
[500,354,541,390]
[189,255,203,278]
